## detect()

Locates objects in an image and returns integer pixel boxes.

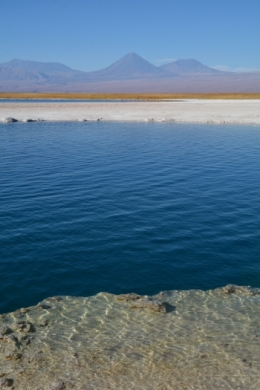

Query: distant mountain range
[0,53,259,92]
[160,59,221,74]
[87,53,176,80]
[0,53,221,82]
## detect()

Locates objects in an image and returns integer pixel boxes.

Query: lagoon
[1,121,260,388]
[1,121,260,314]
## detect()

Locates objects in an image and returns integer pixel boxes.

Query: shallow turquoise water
[0,122,260,313]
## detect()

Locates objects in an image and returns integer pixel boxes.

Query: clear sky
[1,0,259,71]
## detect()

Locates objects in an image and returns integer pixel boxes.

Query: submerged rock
[14,321,32,333]
[36,303,51,310]
[220,284,260,295]
[0,327,12,336]
[116,293,142,301]
[19,308,30,314]
[0,377,13,387]
[117,293,167,312]
[4,351,22,360]
[1,334,19,348]
[130,298,167,313]
[49,381,66,390]
[45,296,63,302]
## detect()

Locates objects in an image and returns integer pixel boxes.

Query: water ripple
[0,122,260,313]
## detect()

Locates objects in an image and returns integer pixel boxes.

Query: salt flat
[1,99,260,124]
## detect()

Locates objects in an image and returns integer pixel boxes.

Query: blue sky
[1,0,259,71]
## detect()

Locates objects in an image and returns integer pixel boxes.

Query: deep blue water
[0,122,260,314]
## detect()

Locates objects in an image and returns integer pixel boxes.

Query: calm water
[0,122,260,314]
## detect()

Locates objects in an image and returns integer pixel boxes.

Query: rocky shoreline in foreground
[1,285,260,389]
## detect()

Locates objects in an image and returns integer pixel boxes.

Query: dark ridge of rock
[157,290,178,298]
[13,321,33,333]
[1,334,20,348]
[0,327,12,336]
[20,308,30,314]
[220,284,260,295]
[4,351,22,360]
[130,299,167,313]
[35,303,52,310]
[0,377,13,387]
[116,293,142,301]
[45,296,63,302]
[117,293,170,313]
[2,117,18,123]
[38,319,49,327]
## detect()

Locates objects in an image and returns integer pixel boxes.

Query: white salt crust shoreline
[0,99,260,124]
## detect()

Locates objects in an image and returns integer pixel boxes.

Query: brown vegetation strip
[1,92,260,100]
